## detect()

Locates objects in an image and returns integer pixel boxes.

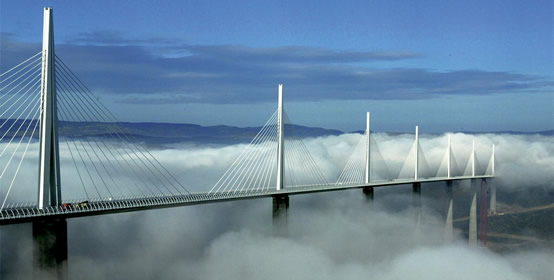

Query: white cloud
[0,132,552,279]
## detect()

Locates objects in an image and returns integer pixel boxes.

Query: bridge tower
[276,84,285,191]
[412,126,421,194]
[489,144,496,214]
[446,134,453,188]
[447,135,452,179]
[471,140,476,177]
[414,125,419,181]
[33,8,68,279]
[363,112,373,200]
[273,84,288,235]
[491,144,495,176]
[37,7,62,209]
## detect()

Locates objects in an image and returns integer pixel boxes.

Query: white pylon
[364,112,371,184]
[38,7,61,209]
[471,139,476,177]
[491,144,495,176]
[447,134,451,178]
[276,84,285,191]
[414,126,419,180]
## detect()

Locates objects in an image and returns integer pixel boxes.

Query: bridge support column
[445,180,453,197]
[412,182,421,215]
[272,194,289,236]
[362,187,374,201]
[412,182,421,194]
[444,199,454,243]
[469,193,477,247]
[32,219,68,279]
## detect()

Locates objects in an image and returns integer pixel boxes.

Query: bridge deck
[0,175,492,225]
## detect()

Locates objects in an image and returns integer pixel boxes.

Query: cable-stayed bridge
[0,8,494,225]
[1,8,496,277]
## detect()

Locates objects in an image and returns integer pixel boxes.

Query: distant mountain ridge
[108,122,343,144]
[0,119,551,145]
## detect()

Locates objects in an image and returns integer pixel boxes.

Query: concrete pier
[362,187,374,201]
[469,193,477,247]
[444,200,454,243]
[272,195,289,236]
[412,182,421,194]
[32,219,68,279]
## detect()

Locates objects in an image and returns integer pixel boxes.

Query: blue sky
[0,0,552,132]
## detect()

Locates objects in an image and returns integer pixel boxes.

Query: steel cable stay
[336,132,366,184]
[417,142,432,179]
[436,147,449,178]
[0,110,40,210]
[55,56,190,196]
[0,51,41,80]
[0,97,41,159]
[54,58,187,199]
[288,135,329,186]
[57,92,162,200]
[210,110,277,194]
[0,55,41,93]
[0,78,41,133]
[0,65,42,111]
[0,105,40,209]
[282,112,329,187]
[247,134,277,192]
[397,142,416,180]
[294,138,329,186]
[223,113,277,193]
[233,118,278,193]
[370,136,393,182]
[56,78,151,199]
[258,142,277,192]
[55,94,118,199]
[55,64,162,197]
[240,130,278,193]
[57,107,103,200]
[450,151,462,177]
[345,138,365,183]
[57,94,131,200]
[219,123,272,193]
[463,154,472,177]
[287,137,327,187]
[57,100,126,199]
[60,132,91,200]
[286,139,312,186]
[474,153,483,176]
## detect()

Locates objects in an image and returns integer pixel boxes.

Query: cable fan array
[54,56,190,201]
[0,53,192,210]
[0,52,42,210]
[337,131,494,185]
[336,130,393,184]
[209,111,328,194]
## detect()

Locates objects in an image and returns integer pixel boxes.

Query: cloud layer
[0,132,553,279]
[1,132,552,203]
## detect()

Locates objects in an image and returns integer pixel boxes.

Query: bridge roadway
[0,175,492,225]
